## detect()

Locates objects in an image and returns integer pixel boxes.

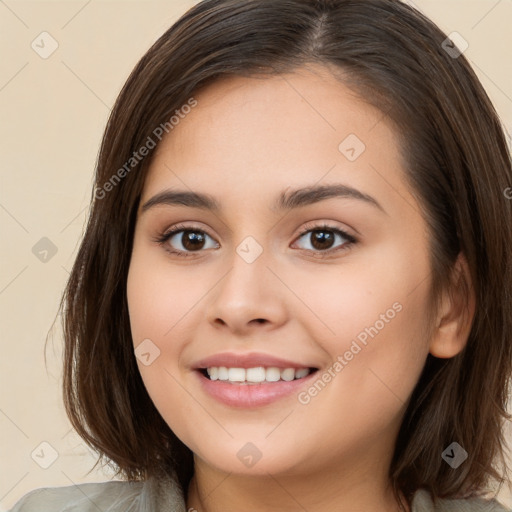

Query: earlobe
[429,253,476,359]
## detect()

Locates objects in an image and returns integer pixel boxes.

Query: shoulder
[8,474,187,512]
[412,489,511,512]
[8,480,146,512]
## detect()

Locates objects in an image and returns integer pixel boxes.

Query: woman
[10,0,512,510]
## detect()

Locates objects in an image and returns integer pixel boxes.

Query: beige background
[1,0,511,510]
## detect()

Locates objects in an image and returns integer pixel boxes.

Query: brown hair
[58,0,512,506]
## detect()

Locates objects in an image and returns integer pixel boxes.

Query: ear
[429,253,476,358]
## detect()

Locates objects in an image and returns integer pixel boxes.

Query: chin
[192,438,311,478]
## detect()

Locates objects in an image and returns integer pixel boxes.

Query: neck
[186,456,410,512]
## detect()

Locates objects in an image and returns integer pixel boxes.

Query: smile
[202,366,313,384]
[195,367,319,408]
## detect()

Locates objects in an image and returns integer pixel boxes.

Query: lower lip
[195,370,318,408]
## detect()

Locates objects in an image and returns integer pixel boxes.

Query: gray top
[8,473,511,512]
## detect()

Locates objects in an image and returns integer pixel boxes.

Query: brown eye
[178,230,207,251]
[167,229,218,253]
[156,225,219,256]
[309,230,336,250]
[293,225,356,254]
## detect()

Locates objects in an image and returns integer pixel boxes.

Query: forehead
[140,65,407,217]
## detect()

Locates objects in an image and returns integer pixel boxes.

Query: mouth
[197,366,318,384]
[194,365,320,408]
[192,352,321,407]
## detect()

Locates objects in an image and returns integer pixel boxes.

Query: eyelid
[294,220,357,243]
[152,222,218,258]
[290,222,357,257]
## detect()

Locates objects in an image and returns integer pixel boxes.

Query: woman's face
[127,65,435,479]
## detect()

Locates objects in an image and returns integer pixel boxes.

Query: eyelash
[153,222,358,259]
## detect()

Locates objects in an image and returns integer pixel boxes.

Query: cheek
[126,250,208,346]
[304,241,432,404]
[126,248,214,441]
[301,238,431,345]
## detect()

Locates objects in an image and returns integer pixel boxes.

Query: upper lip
[193,352,317,370]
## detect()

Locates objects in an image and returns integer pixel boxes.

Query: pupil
[183,231,205,251]
[312,230,334,250]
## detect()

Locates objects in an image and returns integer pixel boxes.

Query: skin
[126,64,474,512]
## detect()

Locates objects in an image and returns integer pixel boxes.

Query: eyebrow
[140,183,385,215]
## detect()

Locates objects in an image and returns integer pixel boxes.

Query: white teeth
[228,367,246,382]
[280,368,295,381]
[204,366,312,383]
[246,367,266,382]
[294,368,310,379]
[265,367,281,382]
[217,366,229,381]
[207,367,218,380]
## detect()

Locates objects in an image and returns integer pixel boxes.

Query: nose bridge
[206,235,287,330]
[217,238,272,310]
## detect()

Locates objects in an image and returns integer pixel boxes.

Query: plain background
[1,0,511,510]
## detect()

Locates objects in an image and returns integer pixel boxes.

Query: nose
[205,247,288,336]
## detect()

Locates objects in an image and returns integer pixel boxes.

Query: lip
[193,351,316,370]
[195,368,319,408]
[192,352,318,408]
[192,352,319,408]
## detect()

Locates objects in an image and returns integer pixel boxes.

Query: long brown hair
[58,0,512,505]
